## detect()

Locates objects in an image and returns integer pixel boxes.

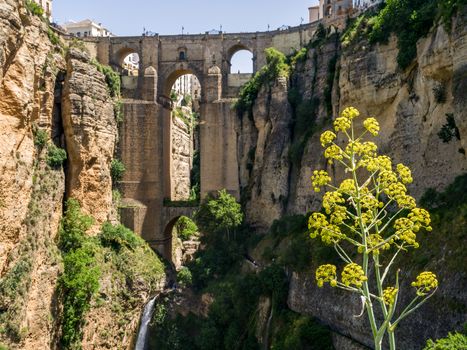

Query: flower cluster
[411,272,438,296]
[383,181,416,209]
[341,106,360,120]
[383,287,398,306]
[393,208,432,248]
[396,163,413,184]
[334,117,351,132]
[338,179,357,196]
[408,208,432,231]
[363,155,392,173]
[363,117,380,136]
[320,130,336,147]
[316,264,337,287]
[341,263,367,288]
[308,213,344,244]
[311,170,331,192]
[323,191,345,214]
[367,234,391,254]
[324,144,343,163]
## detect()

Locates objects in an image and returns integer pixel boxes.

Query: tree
[194,189,243,241]
[308,107,438,350]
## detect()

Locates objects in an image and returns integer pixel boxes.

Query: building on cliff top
[62,19,113,38]
[32,0,52,21]
[309,0,384,24]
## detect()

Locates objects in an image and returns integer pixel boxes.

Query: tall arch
[161,67,203,202]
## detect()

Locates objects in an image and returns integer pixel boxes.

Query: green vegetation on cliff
[58,199,99,348]
[424,331,467,349]
[235,48,290,116]
[342,0,466,69]
[58,199,164,349]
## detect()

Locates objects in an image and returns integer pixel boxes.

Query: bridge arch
[113,47,141,74]
[162,65,204,98]
[227,44,254,71]
[159,207,198,265]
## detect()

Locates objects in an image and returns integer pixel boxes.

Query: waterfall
[135,296,157,350]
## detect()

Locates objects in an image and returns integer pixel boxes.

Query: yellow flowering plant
[309,107,438,350]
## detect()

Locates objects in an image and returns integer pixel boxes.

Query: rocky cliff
[239,9,466,350]
[171,112,193,201]
[0,2,164,349]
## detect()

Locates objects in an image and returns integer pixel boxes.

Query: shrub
[271,313,333,350]
[47,28,60,46]
[59,199,93,253]
[58,199,100,349]
[114,99,123,122]
[25,0,44,17]
[424,332,467,349]
[433,83,447,104]
[438,113,460,143]
[33,128,48,148]
[91,60,121,98]
[46,144,67,168]
[175,216,199,241]
[110,159,126,183]
[372,0,437,69]
[177,267,193,287]
[100,222,141,251]
[235,48,290,116]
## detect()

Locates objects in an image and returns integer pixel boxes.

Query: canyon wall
[171,112,193,201]
[239,10,466,350]
[0,2,164,349]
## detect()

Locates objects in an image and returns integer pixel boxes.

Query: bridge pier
[84,22,320,255]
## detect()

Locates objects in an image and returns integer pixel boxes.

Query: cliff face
[0,1,65,347]
[0,2,162,349]
[238,11,466,350]
[62,48,117,232]
[171,113,193,201]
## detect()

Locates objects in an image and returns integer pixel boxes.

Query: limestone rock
[62,48,117,233]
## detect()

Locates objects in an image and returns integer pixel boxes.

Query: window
[179,51,186,60]
[77,32,81,37]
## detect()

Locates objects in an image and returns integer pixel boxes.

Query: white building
[33,0,52,21]
[62,19,113,38]
[173,75,201,101]
[309,0,383,23]
[353,0,384,10]
[123,53,140,75]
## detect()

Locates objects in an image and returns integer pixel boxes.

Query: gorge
[0,0,466,349]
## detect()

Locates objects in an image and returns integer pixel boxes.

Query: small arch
[227,44,254,74]
[116,47,140,76]
[162,215,199,268]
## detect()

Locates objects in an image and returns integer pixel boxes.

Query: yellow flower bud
[411,272,438,296]
[341,263,367,288]
[363,117,380,136]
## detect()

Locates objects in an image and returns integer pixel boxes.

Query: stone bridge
[83,22,320,261]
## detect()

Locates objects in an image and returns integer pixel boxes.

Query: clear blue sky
[53,0,319,36]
